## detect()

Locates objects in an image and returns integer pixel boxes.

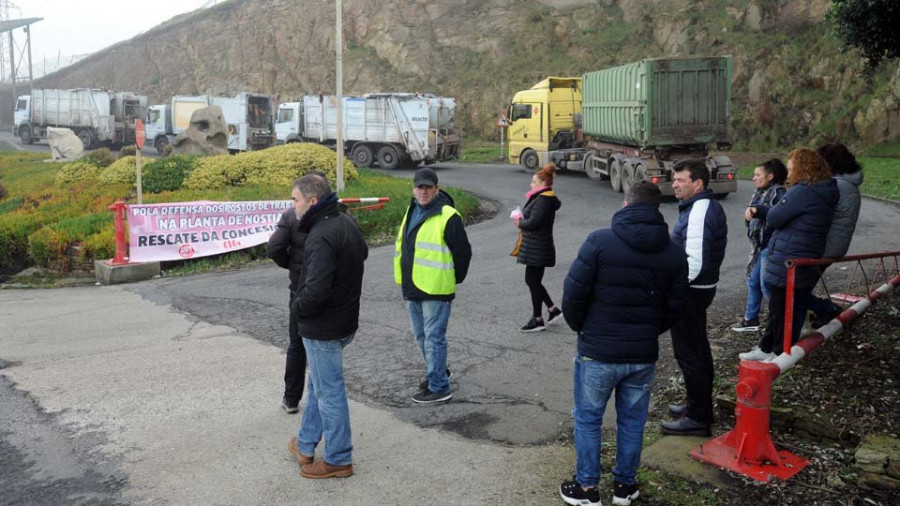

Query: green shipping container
[582,56,732,148]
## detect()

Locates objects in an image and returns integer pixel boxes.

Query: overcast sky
[15,0,208,77]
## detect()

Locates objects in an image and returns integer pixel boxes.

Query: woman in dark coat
[512,164,562,332]
[739,148,838,361]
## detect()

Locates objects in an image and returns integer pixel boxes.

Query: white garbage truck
[14,89,148,149]
[274,93,461,169]
[145,92,275,154]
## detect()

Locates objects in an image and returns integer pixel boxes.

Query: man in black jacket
[286,174,368,480]
[395,168,472,404]
[267,172,329,415]
[559,182,687,506]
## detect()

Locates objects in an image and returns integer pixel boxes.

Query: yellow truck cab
[507,77,582,170]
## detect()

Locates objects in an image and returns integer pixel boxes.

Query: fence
[691,251,900,482]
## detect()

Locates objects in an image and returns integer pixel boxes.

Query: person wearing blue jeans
[296,335,355,469]
[395,168,472,405]
[733,159,787,333]
[285,174,367,480]
[573,359,655,493]
[407,300,451,395]
[560,182,688,506]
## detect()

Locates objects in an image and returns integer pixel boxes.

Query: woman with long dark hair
[512,164,562,332]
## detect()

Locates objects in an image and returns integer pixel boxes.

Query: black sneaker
[281,397,299,414]
[613,481,640,506]
[521,317,546,333]
[546,307,563,325]
[811,303,842,329]
[411,389,452,404]
[418,368,452,392]
[559,477,600,506]
[731,317,760,332]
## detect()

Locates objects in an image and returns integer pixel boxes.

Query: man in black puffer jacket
[287,174,368,480]
[267,171,331,415]
[559,182,687,506]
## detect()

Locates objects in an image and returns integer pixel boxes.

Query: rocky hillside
[11,0,900,150]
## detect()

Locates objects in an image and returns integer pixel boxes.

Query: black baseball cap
[413,168,438,187]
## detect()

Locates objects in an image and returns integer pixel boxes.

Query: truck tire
[633,164,647,186]
[584,153,604,181]
[77,130,94,150]
[378,145,401,170]
[18,126,33,145]
[621,161,635,195]
[609,159,623,193]
[351,144,374,167]
[521,149,539,172]
[155,136,169,155]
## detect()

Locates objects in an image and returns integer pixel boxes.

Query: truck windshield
[15,99,26,111]
[277,108,294,123]
[148,109,161,124]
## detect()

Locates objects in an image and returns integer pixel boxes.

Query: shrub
[80,148,116,168]
[56,161,103,187]
[163,144,174,157]
[0,181,6,199]
[99,156,136,186]
[27,212,112,271]
[143,155,197,193]
[183,143,357,190]
[119,145,137,157]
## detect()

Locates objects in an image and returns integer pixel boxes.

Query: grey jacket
[823,171,863,259]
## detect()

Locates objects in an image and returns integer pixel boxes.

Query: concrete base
[642,433,737,488]
[94,260,160,285]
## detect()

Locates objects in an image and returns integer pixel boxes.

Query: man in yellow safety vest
[395,168,472,404]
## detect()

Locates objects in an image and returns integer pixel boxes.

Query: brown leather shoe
[300,461,353,479]
[287,437,313,465]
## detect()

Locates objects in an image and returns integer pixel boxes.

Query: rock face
[47,127,85,161]
[23,0,900,147]
[173,106,229,156]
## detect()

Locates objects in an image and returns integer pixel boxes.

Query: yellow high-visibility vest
[394,205,460,295]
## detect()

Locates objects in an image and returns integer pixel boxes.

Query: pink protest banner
[127,200,292,262]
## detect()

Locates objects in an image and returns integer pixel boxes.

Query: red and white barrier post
[691,251,900,482]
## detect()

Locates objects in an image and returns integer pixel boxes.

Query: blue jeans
[573,357,655,488]
[407,300,451,394]
[744,248,770,321]
[297,334,355,466]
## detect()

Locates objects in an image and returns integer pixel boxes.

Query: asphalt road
[123,161,900,446]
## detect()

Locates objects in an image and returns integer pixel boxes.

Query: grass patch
[459,146,504,163]
[737,156,900,201]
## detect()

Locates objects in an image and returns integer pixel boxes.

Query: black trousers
[670,287,716,425]
[525,265,554,318]
[284,286,307,405]
[759,286,808,354]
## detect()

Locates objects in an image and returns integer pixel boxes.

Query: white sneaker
[739,346,775,362]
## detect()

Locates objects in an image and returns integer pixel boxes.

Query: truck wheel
[521,149,539,172]
[77,130,93,150]
[621,161,635,195]
[633,164,647,186]
[18,126,33,145]
[351,144,374,167]
[584,153,603,181]
[155,137,169,155]
[378,145,401,170]
[609,160,622,192]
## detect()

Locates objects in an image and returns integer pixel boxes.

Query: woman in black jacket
[512,164,562,332]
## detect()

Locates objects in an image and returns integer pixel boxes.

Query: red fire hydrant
[107,200,129,266]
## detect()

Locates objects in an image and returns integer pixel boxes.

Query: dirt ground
[649,291,900,505]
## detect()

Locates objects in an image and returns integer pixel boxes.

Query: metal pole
[500,126,505,161]
[8,30,15,107]
[24,25,33,88]
[335,0,344,192]
[135,148,143,205]
[783,264,796,355]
